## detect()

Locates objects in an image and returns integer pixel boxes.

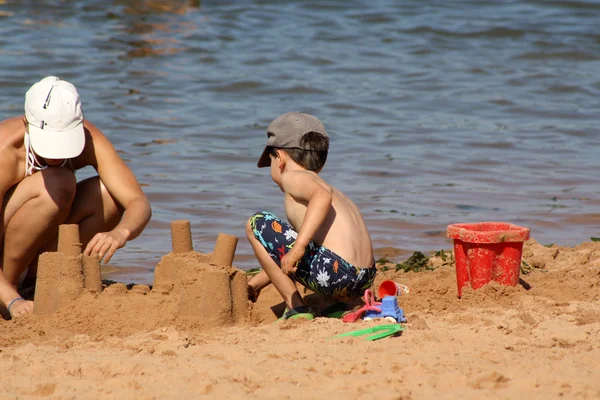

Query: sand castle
[33,224,103,315]
[153,220,248,325]
[33,221,248,325]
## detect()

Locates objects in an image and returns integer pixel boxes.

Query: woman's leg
[2,168,76,287]
[66,176,123,246]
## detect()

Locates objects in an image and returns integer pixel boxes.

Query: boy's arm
[280,171,332,274]
[82,122,152,263]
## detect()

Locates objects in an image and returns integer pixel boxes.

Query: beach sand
[0,238,599,399]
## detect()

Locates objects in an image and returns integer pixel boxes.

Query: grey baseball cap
[257,112,329,168]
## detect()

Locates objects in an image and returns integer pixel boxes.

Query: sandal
[319,302,351,319]
[278,306,315,320]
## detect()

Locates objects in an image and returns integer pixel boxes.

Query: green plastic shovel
[331,324,405,341]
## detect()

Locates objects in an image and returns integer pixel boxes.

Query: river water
[1,0,598,283]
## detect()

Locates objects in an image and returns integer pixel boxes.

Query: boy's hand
[281,245,305,275]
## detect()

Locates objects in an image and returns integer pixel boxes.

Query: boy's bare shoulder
[282,170,332,192]
[281,170,309,185]
[283,169,314,178]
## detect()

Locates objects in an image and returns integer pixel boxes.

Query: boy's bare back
[282,169,374,269]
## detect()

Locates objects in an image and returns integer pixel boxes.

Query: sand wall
[33,222,248,327]
[153,221,248,326]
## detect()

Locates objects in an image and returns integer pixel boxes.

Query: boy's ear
[275,149,287,169]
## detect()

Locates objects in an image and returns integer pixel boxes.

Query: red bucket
[447,222,530,297]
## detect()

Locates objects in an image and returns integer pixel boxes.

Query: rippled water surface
[1,0,599,283]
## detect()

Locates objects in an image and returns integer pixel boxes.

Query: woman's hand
[84,228,128,263]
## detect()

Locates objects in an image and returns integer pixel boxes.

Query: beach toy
[331,324,405,341]
[379,296,407,323]
[447,222,530,297]
[341,289,381,323]
[378,280,410,298]
[363,307,382,321]
[363,296,407,323]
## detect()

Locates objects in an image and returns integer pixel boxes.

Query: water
[1,0,599,284]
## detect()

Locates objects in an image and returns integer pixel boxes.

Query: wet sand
[1,239,598,399]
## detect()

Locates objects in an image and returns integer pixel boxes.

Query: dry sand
[0,238,599,399]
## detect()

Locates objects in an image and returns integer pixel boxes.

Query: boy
[246,112,376,319]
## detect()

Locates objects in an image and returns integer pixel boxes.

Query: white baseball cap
[24,76,85,159]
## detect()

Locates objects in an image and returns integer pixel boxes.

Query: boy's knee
[246,216,255,238]
[247,212,265,238]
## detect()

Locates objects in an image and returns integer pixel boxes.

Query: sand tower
[153,220,248,325]
[34,224,102,315]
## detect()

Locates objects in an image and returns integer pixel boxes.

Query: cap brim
[257,146,271,168]
[28,122,85,159]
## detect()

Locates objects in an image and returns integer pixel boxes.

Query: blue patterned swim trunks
[249,211,376,299]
